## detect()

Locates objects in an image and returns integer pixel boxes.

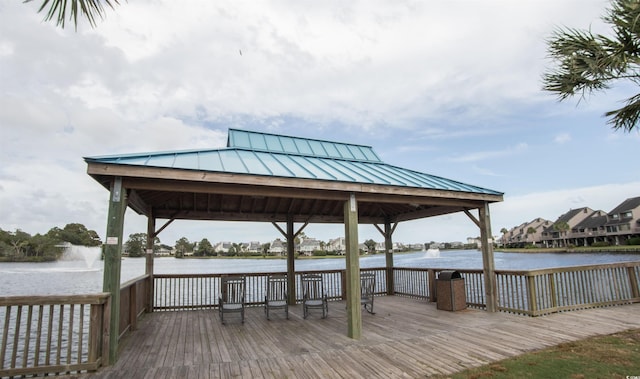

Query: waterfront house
[504,196,640,248]
[298,237,321,256]
[268,239,285,256]
[541,207,595,247]
[605,196,640,245]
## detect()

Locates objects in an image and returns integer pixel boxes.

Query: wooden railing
[0,294,110,378]
[153,268,389,311]
[118,275,150,338]
[152,262,640,316]
[2,262,637,377]
[495,262,640,316]
[0,275,150,378]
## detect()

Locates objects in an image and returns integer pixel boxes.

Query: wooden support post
[286,216,296,305]
[345,194,362,339]
[145,214,155,313]
[102,177,127,364]
[478,203,498,312]
[384,219,395,295]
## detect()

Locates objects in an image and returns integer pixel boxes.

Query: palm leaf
[24,0,121,30]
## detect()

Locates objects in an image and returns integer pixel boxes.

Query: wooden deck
[79,297,640,378]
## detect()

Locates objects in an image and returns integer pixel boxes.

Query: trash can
[436,270,466,311]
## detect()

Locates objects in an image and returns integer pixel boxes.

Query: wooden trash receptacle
[436,270,466,311]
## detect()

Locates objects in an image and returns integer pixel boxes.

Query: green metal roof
[85,129,502,196]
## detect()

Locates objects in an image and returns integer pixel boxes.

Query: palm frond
[605,93,640,132]
[24,0,121,30]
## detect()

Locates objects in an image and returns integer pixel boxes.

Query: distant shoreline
[497,246,640,254]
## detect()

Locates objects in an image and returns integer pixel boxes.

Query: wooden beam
[102,177,127,365]
[464,209,480,228]
[286,216,296,305]
[154,218,175,238]
[146,213,155,314]
[479,203,498,312]
[344,194,362,339]
[384,219,396,295]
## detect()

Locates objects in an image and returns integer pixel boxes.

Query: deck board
[78,297,640,378]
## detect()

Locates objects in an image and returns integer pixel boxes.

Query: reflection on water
[1,250,639,296]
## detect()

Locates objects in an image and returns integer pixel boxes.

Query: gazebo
[85,128,503,362]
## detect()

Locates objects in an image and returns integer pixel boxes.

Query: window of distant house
[622,211,632,218]
[612,214,619,220]
[619,224,630,231]
[607,226,618,233]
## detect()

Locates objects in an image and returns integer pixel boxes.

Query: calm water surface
[1,250,639,296]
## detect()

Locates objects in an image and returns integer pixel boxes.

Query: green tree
[195,238,214,256]
[553,222,571,247]
[543,0,640,132]
[124,233,159,257]
[26,0,122,30]
[47,223,102,246]
[526,227,537,245]
[364,239,376,254]
[125,233,146,257]
[174,237,192,258]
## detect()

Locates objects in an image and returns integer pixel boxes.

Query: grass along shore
[433,328,640,379]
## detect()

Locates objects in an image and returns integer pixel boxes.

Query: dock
[78,297,640,378]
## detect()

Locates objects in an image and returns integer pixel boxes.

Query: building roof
[573,211,607,230]
[84,129,503,224]
[608,197,640,216]
[86,129,501,196]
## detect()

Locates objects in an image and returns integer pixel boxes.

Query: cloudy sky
[1,0,638,247]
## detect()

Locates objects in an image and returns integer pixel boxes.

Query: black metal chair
[301,273,328,319]
[218,275,246,324]
[264,274,288,320]
[360,272,376,314]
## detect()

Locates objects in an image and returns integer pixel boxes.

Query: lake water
[1,250,639,297]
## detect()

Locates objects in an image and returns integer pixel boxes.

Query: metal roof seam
[312,156,358,182]
[250,150,274,176]
[332,160,380,184]
[233,149,250,173]
[281,154,316,178]
[264,152,297,177]
[298,156,336,180]
[216,150,226,172]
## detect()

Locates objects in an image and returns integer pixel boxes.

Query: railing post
[526,274,537,316]
[129,284,137,331]
[548,273,557,310]
[101,296,111,366]
[88,302,101,368]
[428,269,437,302]
[628,266,640,299]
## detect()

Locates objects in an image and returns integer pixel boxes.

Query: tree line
[0,223,102,261]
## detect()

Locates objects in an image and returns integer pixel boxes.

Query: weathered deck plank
[78,297,640,378]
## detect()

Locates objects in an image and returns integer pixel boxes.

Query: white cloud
[2,0,638,248]
[554,133,571,144]
[449,143,528,163]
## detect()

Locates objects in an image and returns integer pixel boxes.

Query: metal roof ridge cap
[227,127,376,150]
[243,147,379,163]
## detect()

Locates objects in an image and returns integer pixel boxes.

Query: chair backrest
[301,274,324,300]
[266,275,287,301]
[221,275,245,304]
[360,272,375,298]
